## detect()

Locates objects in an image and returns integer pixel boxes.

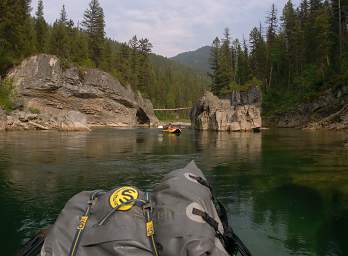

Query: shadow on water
[0,128,347,255]
[252,184,348,256]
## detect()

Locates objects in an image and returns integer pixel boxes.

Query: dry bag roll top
[152,161,229,256]
[41,186,155,256]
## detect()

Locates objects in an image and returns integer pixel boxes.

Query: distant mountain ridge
[171,46,211,73]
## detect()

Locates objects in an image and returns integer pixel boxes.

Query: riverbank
[263,83,348,130]
[0,54,159,132]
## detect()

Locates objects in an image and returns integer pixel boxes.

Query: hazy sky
[31,0,300,57]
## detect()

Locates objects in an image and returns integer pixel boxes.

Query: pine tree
[236,38,250,85]
[59,5,68,24]
[267,4,278,46]
[209,37,222,95]
[117,43,131,84]
[242,39,251,82]
[70,29,90,66]
[209,0,348,115]
[232,39,240,82]
[82,0,105,67]
[48,22,70,60]
[282,0,301,85]
[330,0,348,70]
[219,28,233,93]
[315,1,331,79]
[35,0,48,52]
[137,38,153,94]
[48,6,70,60]
[128,36,140,89]
[266,4,278,89]
[0,0,34,74]
[249,27,267,86]
[309,0,323,11]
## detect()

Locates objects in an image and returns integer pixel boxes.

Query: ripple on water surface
[0,128,347,256]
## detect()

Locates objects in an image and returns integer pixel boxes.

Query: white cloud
[31,0,301,57]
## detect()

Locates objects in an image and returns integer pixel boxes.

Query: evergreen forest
[0,0,208,109]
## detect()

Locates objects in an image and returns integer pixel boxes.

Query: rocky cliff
[265,84,348,130]
[1,54,159,131]
[190,86,262,131]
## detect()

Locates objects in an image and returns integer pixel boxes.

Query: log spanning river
[0,128,347,255]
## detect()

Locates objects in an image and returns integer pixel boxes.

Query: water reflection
[0,128,347,255]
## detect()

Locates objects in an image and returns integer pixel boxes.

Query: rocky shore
[264,84,348,130]
[190,86,262,132]
[2,55,347,132]
[0,54,159,131]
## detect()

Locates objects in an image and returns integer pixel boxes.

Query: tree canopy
[0,0,209,110]
[209,0,348,115]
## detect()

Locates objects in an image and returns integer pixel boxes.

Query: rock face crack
[190,86,262,132]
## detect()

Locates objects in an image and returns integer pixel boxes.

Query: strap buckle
[142,202,152,211]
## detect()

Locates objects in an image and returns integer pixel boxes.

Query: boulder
[58,111,90,131]
[6,54,159,130]
[0,108,7,131]
[191,86,262,132]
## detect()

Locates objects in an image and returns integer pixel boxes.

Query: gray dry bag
[41,186,156,256]
[152,161,230,256]
[40,162,251,256]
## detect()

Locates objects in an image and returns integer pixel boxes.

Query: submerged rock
[190,86,262,131]
[5,54,159,131]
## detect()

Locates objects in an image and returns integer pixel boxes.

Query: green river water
[0,128,347,255]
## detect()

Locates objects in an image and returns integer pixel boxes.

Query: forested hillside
[0,0,208,110]
[209,0,348,116]
[171,46,212,73]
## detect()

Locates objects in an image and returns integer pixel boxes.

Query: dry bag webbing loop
[143,192,160,256]
[68,190,105,256]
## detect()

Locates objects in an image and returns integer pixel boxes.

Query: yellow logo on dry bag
[146,220,154,237]
[109,186,139,211]
[77,216,89,230]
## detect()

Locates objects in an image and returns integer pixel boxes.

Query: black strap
[189,174,218,203]
[192,208,220,232]
[190,175,252,256]
[98,199,146,226]
[68,190,104,256]
[189,174,212,192]
[216,202,251,256]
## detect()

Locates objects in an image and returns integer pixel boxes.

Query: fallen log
[29,121,50,130]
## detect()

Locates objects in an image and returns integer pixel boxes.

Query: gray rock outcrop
[191,86,262,131]
[0,108,7,131]
[58,111,90,131]
[4,54,159,131]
